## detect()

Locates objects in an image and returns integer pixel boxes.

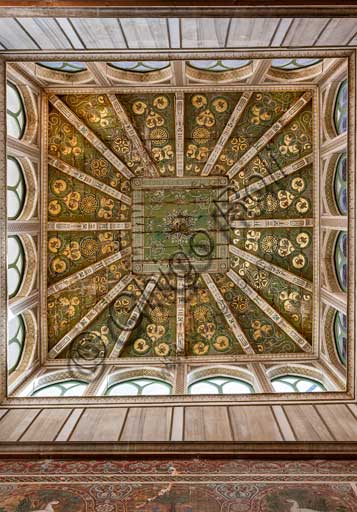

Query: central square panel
[132,176,229,273]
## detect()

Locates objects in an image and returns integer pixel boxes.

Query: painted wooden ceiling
[45,85,315,362]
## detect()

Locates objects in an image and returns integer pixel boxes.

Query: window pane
[188,59,251,72]
[7,157,26,220]
[334,311,347,365]
[334,80,348,134]
[189,376,253,395]
[110,61,169,72]
[32,380,87,397]
[106,378,172,396]
[334,153,347,215]
[8,314,25,373]
[334,231,347,292]
[7,236,25,298]
[38,61,86,73]
[272,375,325,393]
[6,83,26,139]
[272,58,321,70]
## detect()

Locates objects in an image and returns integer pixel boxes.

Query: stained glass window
[8,314,25,373]
[334,231,347,292]
[334,153,347,215]
[272,375,325,393]
[7,82,26,139]
[7,157,26,220]
[106,378,172,396]
[31,380,88,397]
[334,311,347,366]
[271,58,322,70]
[38,62,86,73]
[7,236,25,298]
[189,376,253,395]
[188,60,251,72]
[334,80,348,134]
[109,61,169,72]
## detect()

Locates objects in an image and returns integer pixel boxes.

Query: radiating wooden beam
[321,132,347,158]
[175,91,184,177]
[176,276,185,355]
[110,274,159,358]
[201,91,252,176]
[202,273,254,355]
[231,218,314,229]
[227,268,312,353]
[48,94,134,179]
[317,356,346,391]
[48,273,133,359]
[230,245,313,292]
[47,247,131,296]
[321,288,347,314]
[321,215,348,230]
[84,364,114,396]
[107,93,159,177]
[47,221,131,231]
[48,155,131,205]
[227,91,313,180]
[230,153,313,203]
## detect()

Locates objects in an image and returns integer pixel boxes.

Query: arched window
[334,153,347,215]
[334,231,347,292]
[38,62,86,73]
[7,157,26,220]
[6,82,26,139]
[189,376,253,395]
[106,378,172,396]
[272,375,325,393]
[109,61,169,72]
[334,311,347,366]
[8,314,25,373]
[334,80,348,134]
[271,58,321,70]
[31,380,88,397]
[7,236,25,298]
[188,60,251,72]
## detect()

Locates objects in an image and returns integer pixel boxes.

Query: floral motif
[91,158,109,177]
[153,95,169,110]
[80,194,98,214]
[154,342,170,356]
[250,104,271,125]
[197,322,216,340]
[186,144,209,161]
[146,110,164,128]
[193,341,209,355]
[48,237,61,253]
[279,134,299,155]
[191,94,207,108]
[133,338,150,354]
[98,197,114,219]
[132,100,147,114]
[212,97,228,112]
[113,137,130,154]
[213,335,230,351]
[64,191,81,212]
[196,109,215,128]
[231,136,248,152]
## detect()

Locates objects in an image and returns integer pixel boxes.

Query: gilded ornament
[191,94,207,108]
[296,232,310,248]
[64,191,81,212]
[296,197,310,213]
[132,100,147,115]
[80,194,98,214]
[146,324,165,342]
[63,241,81,261]
[197,322,216,341]
[278,238,295,257]
[291,176,306,193]
[192,127,210,145]
[133,338,150,354]
[196,109,215,128]
[146,110,164,128]
[48,199,62,216]
[113,137,130,154]
[153,95,169,110]
[212,97,228,113]
[261,235,278,254]
[250,105,271,125]
[231,136,248,152]
[48,237,61,253]
[292,253,306,269]
[91,158,109,177]
[193,341,209,355]
[154,343,170,356]
[98,197,114,220]
[51,257,67,274]
[150,127,169,146]
[80,238,99,257]
[213,335,230,351]
[51,178,67,195]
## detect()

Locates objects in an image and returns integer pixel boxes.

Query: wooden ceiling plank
[109,274,159,358]
[48,154,132,205]
[230,244,313,292]
[48,94,135,179]
[107,93,159,177]
[227,268,312,353]
[47,247,131,296]
[202,272,255,355]
[48,273,134,359]
[227,91,313,180]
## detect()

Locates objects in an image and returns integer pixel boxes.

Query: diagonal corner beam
[176,276,185,355]
[48,221,131,231]
[107,93,159,177]
[48,273,134,359]
[48,94,134,180]
[230,153,313,203]
[48,247,131,296]
[201,91,252,176]
[227,90,313,180]
[227,268,312,353]
[110,274,159,359]
[48,155,131,205]
[202,273,255,355]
